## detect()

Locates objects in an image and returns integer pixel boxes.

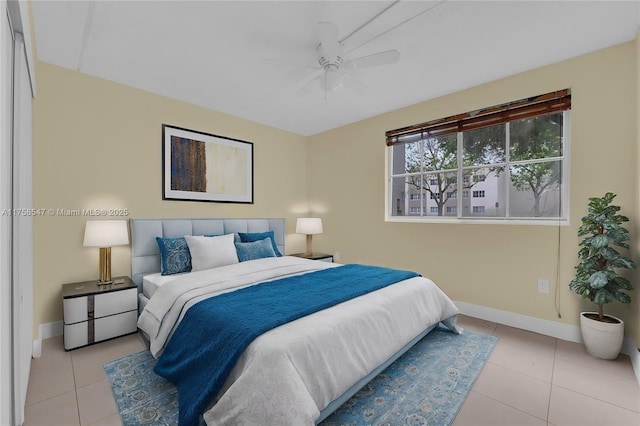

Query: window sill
[385,216,570,226]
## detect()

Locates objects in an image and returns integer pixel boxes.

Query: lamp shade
[83,220,129,247]
[296,218,323,235]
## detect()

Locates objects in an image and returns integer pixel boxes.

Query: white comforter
[138,256,460,425]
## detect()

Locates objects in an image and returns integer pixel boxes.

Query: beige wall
[32,62,309,332]
[308,41,640,344]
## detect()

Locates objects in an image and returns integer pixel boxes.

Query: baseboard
[622,337,640,384]
[454,301,582,342]
[32,320,63,359]
[454,301,640,385]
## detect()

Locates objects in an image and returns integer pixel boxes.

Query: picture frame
[162,124,254,203]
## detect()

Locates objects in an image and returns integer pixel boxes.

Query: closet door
[12,31,33,426]
[0,2,14,425]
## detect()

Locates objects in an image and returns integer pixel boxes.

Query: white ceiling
[31,1,640,137]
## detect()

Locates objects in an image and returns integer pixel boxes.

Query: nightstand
[291,252,334,263]
[62,276,138,350]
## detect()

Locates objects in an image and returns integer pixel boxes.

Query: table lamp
[83,220,129,285]
[296,217,323,254]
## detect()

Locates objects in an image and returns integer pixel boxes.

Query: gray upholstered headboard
[129,218,285,292]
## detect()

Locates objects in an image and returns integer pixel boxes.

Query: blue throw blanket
[154,264,420,426]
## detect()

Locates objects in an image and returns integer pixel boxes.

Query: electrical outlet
[537,279,550,293]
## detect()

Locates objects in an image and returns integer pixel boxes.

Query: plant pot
[579,312,624,360]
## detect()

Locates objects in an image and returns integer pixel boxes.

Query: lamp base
[306,234,313,254]
[98,247,112,285]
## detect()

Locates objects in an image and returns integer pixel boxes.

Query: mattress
[142,272,188,299]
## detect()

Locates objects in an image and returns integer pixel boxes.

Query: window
[387,89,570,222]
[409,193,422,200]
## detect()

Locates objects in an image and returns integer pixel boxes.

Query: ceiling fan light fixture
[321,68,343,92]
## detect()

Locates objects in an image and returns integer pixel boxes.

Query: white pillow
[184,234,239,271]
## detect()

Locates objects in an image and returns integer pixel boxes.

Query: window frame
[386,93,571,226]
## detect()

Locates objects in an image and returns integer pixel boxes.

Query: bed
[131,218,460,425]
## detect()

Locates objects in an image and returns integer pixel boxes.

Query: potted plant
[569,192,636,359]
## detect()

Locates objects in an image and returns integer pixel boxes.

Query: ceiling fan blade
[346,49,400,69]
[262,58,319,82]
[296,74,322,97]
[343,73,368,95]
[318,22,340,58]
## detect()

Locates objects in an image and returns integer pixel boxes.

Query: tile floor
[23,315,640,426]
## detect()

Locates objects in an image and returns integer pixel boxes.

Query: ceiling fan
[297,22,400,96]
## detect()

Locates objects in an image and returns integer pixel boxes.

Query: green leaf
[613,276,634,291]
[610,257,637,270]
[598,247,618,260]
[588,271,609,289]
[614,292,632,304]
[593,289,613,305]
[590,235,609,249]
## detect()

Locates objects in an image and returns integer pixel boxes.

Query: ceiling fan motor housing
[318,53,344,71]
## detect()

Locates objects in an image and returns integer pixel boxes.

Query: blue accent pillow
[234,238,277,262]
[238,231,282,257]
[156,237,192,275]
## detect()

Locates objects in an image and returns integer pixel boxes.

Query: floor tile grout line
[484,358,554,385]
[551,381,640,415]
[70,349,83,426]
[546,338,558,425]
[553,357,638,383]
[470,388,550,423]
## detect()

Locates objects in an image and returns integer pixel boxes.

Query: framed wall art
[162,125,254,203]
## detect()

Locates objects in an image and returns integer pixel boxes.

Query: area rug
[104,326,497,425]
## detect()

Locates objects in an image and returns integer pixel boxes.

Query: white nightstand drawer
[63,321,88,350]
[63,310,137,349]
[95,310,138,341]
[63,296,89,324]
[95,288,137,318]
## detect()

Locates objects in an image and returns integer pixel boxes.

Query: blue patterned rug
[104,326,497,425]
